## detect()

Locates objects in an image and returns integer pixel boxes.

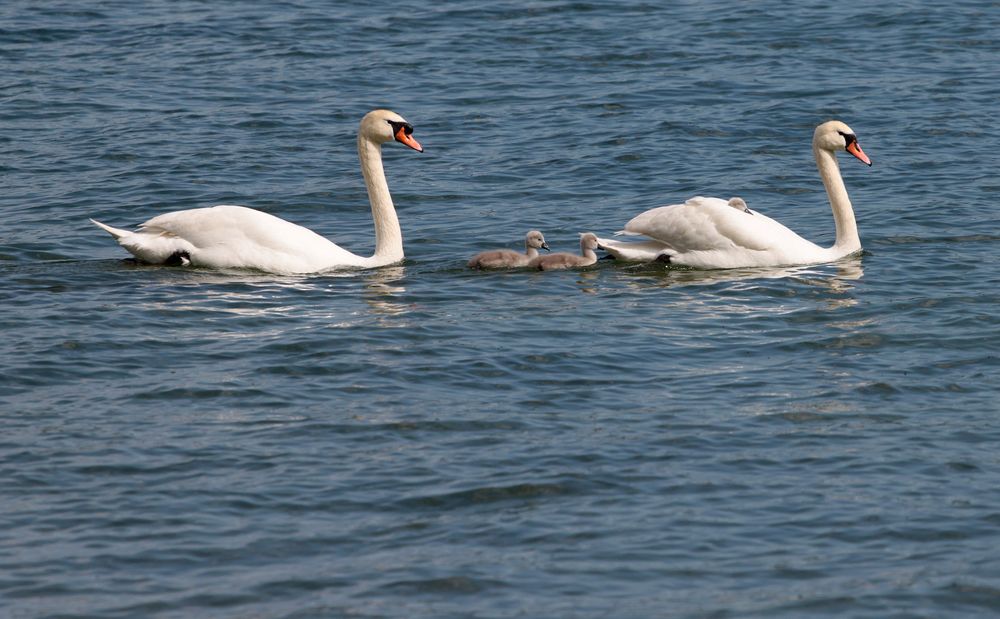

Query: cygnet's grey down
[728,196,751,214]
[530,233,600,271]
[467,230,549,269]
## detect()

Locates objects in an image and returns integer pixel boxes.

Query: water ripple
[3,1,1000,618]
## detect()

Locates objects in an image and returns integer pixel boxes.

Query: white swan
[597,121,872,269]
[467,230,550,269]
[91,109,423,274]
[530,233,600,270]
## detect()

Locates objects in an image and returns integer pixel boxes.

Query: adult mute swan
[467,230,550,269]
[597,120,872,269]
[531,233,600,270]
[91,109,423,274]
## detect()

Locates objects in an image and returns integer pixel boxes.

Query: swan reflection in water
[361,265,411,319]
[134,262,414,331]
[573,269,601,295]
[620,255,863,287]
[612,255,865,312]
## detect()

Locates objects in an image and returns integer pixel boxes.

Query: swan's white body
[91,109,423,274]
[530,233,600,270]
[467,230,549,269]
[597,121,872,269]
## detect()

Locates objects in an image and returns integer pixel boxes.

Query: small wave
[383,576,507,595]
[397,482,579,511]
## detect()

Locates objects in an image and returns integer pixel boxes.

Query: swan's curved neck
[814,145,860,253]
[358,134,403,264]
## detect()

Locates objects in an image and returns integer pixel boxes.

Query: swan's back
[625,197,814,254]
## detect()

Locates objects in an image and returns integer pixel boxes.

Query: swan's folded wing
[683,196,725,209]
[141,206,303,248]
[143,206,340,252]
[139,205,364,271]
[625,197,786,253]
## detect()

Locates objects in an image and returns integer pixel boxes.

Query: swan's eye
[387,120,414,136]
[837,130,857,146]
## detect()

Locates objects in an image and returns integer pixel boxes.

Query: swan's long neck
[814,145,860,253]
[358,134,403,264]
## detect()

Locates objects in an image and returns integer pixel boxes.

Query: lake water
[2,1,999,617]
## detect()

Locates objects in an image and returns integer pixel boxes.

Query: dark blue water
[3,1,1000,617]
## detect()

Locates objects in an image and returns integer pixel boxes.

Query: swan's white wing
[137,205,365,272]
[625,196,811,253]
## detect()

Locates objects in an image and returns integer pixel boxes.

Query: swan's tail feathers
[91,218,191,265]
[90,219,131,240]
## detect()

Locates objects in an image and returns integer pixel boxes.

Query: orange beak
[395,126,423,152]
[846,140,871,166]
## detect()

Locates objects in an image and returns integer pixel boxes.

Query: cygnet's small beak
[541,243,550,251]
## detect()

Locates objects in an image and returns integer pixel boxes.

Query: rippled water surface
[3,1,1000,617]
